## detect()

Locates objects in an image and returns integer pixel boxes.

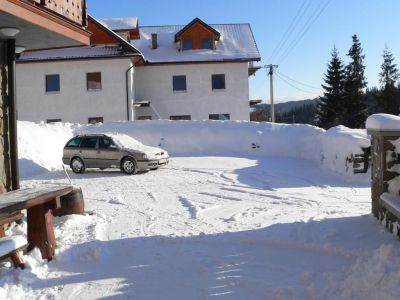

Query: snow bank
[366,113,400,131]
[18,120,370,179]
[18,121,75,177]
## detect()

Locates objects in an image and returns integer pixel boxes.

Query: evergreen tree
[343,35,368,128]
[315,47,346,129]
[378,46,400,114]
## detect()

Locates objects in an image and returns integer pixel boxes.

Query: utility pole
[268,64,278,123]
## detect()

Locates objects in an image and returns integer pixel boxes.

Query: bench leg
[27,203,56,261]
[10,252,25,269]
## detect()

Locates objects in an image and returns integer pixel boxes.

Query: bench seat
[0,235,28,269]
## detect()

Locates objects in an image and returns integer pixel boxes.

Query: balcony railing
[28,0,87,27]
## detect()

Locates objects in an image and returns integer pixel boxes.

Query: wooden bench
[0,212,24,238]
[380,193,400,219]
[0,236,28,269]
[0,185,73,261]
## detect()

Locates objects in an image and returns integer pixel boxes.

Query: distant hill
[253,99,317,114]
[251,98,318,124]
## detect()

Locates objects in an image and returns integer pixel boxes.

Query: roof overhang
[0,0,90,50]
[174,17,221,42]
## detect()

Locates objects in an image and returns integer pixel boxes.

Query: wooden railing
[28,0,87,27]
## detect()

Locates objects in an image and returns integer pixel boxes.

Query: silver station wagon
[62,133,169,174]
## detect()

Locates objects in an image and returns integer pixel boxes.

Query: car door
[97,136,120,168]
[79,136,99,167]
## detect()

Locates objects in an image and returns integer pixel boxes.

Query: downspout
[7,39,19,190]
[125,65,134,121]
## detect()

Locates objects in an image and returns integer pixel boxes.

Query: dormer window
[182,39,193,51]
[175,18,220,51]
[203,38,213,50]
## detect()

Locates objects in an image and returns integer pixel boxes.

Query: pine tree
[378,46,400,114]
[316,47,346,129]
[343,35,368,128]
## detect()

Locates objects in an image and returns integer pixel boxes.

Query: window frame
[172,75,187,92]
[182,39,193,51]
[211,74,226,91]
[79,136,99,149]
[209,114,230,121]
[170,115,191,121]
[45,74,60,93]
[46,118,62,123]
[88,117,104,124]
[86,72,102,91]
[66,137,82,148]
[202,38,213,50]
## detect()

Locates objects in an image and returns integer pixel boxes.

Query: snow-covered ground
[1,121,400,299]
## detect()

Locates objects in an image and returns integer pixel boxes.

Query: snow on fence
[18,120,370,180]
[367,114,400,235]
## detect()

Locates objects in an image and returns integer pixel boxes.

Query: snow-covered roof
[99,17,138,30]
[131,23,261,64]
[18,45,140,62]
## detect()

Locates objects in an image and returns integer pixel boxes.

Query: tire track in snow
[178,196,198,219]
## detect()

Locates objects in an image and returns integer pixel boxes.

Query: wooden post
[368,129,400,221]
[27,203,56,260]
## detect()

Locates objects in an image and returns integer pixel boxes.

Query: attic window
[203,38,213,49]
[182,39,192,51]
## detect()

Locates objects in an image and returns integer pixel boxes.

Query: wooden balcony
[0,0,90,49]
[28,0,87,27]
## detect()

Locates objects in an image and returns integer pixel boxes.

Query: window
[209,114,230,120]
[88,117,103,124]
[80,137,98,148]
[99,137,115,149]
[45,74,60,93]
[173,75,187,92]
[182,39,192,50]
[87,72,102,91]
[203,38,213,49]
[212,74,226,90]
[46,119,62,123]
[170,115,191,120]
[66,137,81,148]
[138,116,152,120]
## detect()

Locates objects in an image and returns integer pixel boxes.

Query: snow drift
[18,120,370,180]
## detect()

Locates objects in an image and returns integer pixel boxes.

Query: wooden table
[0,185,73,260]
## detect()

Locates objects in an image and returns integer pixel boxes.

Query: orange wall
[177,23,217,50]
[88,20,120,45]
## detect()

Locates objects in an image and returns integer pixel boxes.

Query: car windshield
[109,134,144,149]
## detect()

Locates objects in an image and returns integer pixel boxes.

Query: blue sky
[90,0,400,103]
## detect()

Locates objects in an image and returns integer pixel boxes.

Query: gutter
[126,65,134,121]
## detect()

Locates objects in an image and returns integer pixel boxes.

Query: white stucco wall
[134,62,250,121]
[16,58,133,123]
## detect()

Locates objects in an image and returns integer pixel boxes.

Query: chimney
[151,33,158,49]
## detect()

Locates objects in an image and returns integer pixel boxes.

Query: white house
[16,17,261,123]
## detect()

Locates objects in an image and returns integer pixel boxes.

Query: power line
[269,0,313,62]
[275,72,321,95]
[277,0,332,65]
[276,71,322,91]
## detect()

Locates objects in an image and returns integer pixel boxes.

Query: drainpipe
[7,39,19,190]
[126,65,135,121]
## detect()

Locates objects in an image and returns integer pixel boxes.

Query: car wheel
[121,157,137,175]
[70,157,85,174]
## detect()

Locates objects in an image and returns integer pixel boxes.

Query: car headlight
[142,153,148,160]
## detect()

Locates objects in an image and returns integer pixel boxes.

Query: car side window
[66,137,81,148]
[99,137,114,149]
[80,137,98,148]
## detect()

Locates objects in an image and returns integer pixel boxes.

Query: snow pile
[366,113,400,131]
[17,121,74,177]
[17,120,370,179]
[325,244,400,299]
[319,126,370,176]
